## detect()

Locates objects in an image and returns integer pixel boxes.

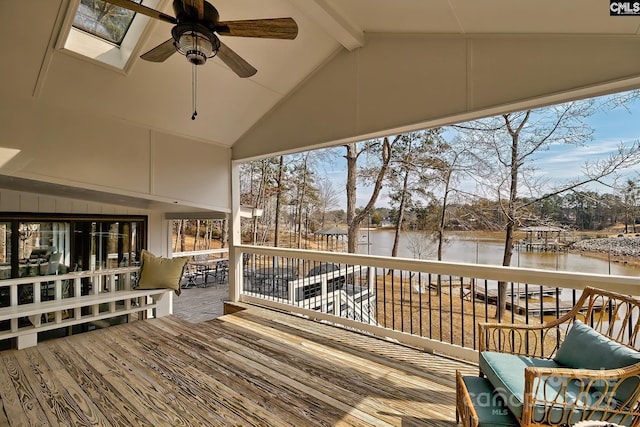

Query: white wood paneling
[55,198,72,213]
[0,95,231,213]
[71,201,89,214]
[0,188,147,217]
[0,192,19,211]
[38,196,56,212]
[233,33,640,159]
[151,131,230,211]
[19,194,39,212]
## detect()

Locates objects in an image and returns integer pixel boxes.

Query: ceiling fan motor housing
[172,23,220,65]
[170,0,221,65]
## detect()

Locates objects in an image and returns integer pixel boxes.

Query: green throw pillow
[136,249,189,296]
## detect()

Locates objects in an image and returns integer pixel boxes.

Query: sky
[322,91,640,210]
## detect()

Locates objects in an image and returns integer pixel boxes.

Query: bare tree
[456,100,640,318]
[274,156,286,247]
[345,137,397,253]
[429,137,480,261]
[316,178,340,229]
[387,130,444,258]
[220,218,228,248]
[622,179,639,233]
[406,231,438,260]
[388,135,415,258]
[193,220,200,251]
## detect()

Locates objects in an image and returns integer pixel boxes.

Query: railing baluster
[438,275,443,342]
[399,269,404,332]
[460,276,465,348]
[449,275,453,344]
[510,282,515,350]
[418,271,423,338]
[428,273,433,340]
[381,269,386,329]
[471,277,477,350]
[524,282,530,354]
[390,271,394,331]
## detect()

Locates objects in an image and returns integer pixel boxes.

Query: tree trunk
[345,138,395,253]
[274,156,284,247]
[179,220,186,252]
[433,169,454,297]
[346,143,358,253]
[221,218,228,248]
[193,220,200,251]
[497,114,523,319]
[391,169,409,258]
[173,221,181,252]
[438,168,453,261]
[297,155,308,249]
[205,221,211,249]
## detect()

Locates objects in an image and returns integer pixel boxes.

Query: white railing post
[288,279,295,304]
[16,332,37,350]
[368,266,375,294]
[155,292,171,317]
[33,281,41,304]
[321,277,328,313]
[55,278,62,301]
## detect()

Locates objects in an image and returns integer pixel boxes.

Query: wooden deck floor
[173,284,229,323]
[0,304,476,426]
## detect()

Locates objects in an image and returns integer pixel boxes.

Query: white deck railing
[0,267,171,349]
[233,244,640,362]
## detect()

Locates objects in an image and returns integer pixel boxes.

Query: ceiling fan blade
[102,0,177,25]
[216,18,298,40]
[140,39,177,62]
[217,42,257,78]
[182,0,204,20]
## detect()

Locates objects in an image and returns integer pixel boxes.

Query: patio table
[250,267,298,298]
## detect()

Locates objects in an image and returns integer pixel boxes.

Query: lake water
[355,229,640,277]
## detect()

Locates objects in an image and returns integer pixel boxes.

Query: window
[72,0,142,45]
[0,223,10,280]
[60,0,160,70]
[0,215,146,280]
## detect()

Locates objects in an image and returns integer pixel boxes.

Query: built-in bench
[0,267,172,349]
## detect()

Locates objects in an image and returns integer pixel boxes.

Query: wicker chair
[477,286,640,427]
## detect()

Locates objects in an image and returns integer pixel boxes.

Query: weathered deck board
[0,305,476,426]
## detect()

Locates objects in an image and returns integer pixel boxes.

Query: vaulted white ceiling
[3,1,640,153]
[1,0,640,211]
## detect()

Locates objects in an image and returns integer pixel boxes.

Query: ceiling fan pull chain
[191,62,198,120]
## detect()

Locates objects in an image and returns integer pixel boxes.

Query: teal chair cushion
[461,375,519,427]
[480,352,561,421]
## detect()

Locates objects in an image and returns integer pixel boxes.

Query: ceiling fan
[103,0,299,78]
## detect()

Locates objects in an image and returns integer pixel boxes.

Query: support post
[16,333,38,350]
[229,159,243,303]
[155,292,171,317]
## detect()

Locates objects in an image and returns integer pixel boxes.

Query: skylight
[60,0,159,70]
[72,0,142,45]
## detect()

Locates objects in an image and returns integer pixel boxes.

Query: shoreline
[569,249,640,268]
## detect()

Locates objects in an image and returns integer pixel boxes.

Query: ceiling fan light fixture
[172,25,220,65]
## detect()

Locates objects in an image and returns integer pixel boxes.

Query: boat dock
[471,286,608,317]
[517,226,574,253]
[473,285,557,300]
